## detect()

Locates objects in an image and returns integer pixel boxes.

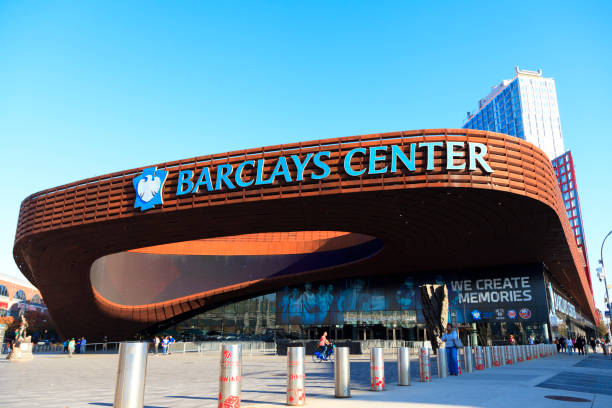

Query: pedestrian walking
[161,336,169,355]
[560,336,566,353]
[80,337,87,354]
[441,323,460,376]
[565,337,573,355]
[577,336,585,355]
[154,336,160,354]
[68,338,76,358]
[168,335,175,354]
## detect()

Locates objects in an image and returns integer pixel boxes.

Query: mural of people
[315,284,334,323]
[302,283,317,325]
[336,279,366,313]
[288,287,303,324]
[396,277,416,309]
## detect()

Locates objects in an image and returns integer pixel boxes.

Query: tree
[596,316,609,340]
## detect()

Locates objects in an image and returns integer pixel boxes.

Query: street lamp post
[599,230,612,342]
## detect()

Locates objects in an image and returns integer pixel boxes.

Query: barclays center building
[13,129,597,345]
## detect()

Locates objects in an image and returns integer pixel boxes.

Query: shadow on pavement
[89,404,168,408]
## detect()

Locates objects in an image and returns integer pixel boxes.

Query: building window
[0,285,8,297]
[14,289,26,301]
[0,308,8,317]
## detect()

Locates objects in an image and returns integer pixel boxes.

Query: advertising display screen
[275,264,547,326]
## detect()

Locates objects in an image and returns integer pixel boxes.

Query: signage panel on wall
[274,264,547,326]
[133,141,495,211]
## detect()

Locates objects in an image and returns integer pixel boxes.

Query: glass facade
[464,77,524,139]
[463,71,565,160]
[552,151,589,263]
[160,264,563,345]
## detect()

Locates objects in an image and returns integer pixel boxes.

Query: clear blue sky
[1,1,611,311]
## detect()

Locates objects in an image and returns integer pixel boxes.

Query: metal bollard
[419,347,431,381]
[504,346,512,364]
[397,347,411,385]
[370,347,385,391]
[492,346,501,367]
[526,345,532,360]
[437,348,448,378]
[114,342,149,408]
[499,346,506,366]
[457,347,463,374]
[484,346,493,369]
[219,344,242,408]
[334,347,350,398]
[463,347,474,373]
[474,346,484,370]
[287,346,305,405]
[512,345,519,363]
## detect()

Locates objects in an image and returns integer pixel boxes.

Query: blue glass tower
[463,67,564,160]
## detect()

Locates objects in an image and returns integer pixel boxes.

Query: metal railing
[359,339,431,354]
[25,341,277,355]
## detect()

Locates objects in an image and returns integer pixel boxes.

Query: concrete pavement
[0,349,610,408]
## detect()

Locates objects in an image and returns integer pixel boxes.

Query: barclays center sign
[133,141,494,211]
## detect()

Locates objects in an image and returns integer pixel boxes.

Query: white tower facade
[463,67,565,160]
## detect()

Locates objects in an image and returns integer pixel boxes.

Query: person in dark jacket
[576,336,586,355]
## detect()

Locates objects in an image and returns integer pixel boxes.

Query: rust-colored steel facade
[13,129,595,340]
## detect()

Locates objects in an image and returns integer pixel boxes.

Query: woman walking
[68,338,76,358]
[441,323,460,376]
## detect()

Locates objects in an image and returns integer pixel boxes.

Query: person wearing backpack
[441,323,461,376]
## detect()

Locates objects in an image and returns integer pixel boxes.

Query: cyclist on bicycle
[319,331,331,358]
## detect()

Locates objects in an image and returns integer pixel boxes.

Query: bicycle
[312,344,335,363]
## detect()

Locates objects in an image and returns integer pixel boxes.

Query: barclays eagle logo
[132,167,168,211]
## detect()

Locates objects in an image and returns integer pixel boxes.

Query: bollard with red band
[419,347,431,382]
[506,346,512,365]
[370,347,385,391]
[512,345,519,363]
[516,345,523,362]
[474,346,484,370]
[492,346,501,367]
[484,346,493,369]
[287,347,305,406]
[219,344,242,408]
[457,348,463,374]
[526,345,531,360]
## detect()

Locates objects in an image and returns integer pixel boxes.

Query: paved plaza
[1,350,611,408]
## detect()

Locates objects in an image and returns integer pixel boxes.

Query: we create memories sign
[445,265,547,323]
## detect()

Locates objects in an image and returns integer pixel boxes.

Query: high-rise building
[552,151,592,291]
[463,68,592,293]
[463,67,565,160]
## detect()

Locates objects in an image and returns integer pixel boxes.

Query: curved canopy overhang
[13,129,595,339]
